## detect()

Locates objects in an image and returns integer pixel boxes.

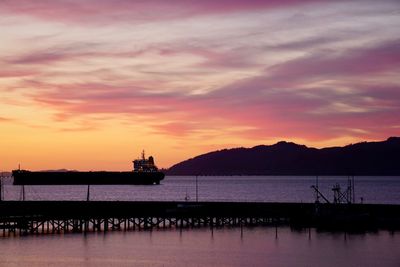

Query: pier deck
[0,201,399,236]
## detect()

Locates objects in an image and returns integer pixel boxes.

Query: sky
[1,0,399,171]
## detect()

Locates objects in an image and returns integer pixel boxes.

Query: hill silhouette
[167,137,400,175]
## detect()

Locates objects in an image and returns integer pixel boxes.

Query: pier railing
[0,201,399,236]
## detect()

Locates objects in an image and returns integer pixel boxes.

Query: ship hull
[12,170,165,185]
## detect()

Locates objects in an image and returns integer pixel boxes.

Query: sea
[0,176,399,267]
[2,175,400,204]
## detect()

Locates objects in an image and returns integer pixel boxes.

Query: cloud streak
[266,40,400,84]
[0,0,318,25]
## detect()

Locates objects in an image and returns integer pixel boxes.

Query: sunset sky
[1,0,399,171]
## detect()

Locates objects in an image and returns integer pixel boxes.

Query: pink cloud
[9,52,72,65]
[152,122,198,137]
[27,36,400,142]
[3,3,398,145]
[189,40,400,140]
[29,81,189,121]
[0,69,37,78]
[7,47,149,66]
[0,0,317,25]
[266,40,400,85]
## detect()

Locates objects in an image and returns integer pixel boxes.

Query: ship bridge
[133,150,158,172]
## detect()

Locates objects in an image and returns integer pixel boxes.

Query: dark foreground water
[2,176,400,204]
[0,228,399,267]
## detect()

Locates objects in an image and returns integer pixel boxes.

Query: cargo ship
[12,151,165,185]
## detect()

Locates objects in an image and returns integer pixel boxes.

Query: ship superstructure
[133,150,159,172]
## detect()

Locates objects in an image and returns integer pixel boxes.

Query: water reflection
[0,227,399,266]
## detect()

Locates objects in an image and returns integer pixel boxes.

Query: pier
[0,201,399,236]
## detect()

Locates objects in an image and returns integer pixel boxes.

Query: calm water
[1,176,400,266]
[0,228,399,267]
[2,176,400,204]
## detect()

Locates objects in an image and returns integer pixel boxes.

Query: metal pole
[22,185,25,201]
[352,176,355,203]
[195,175,198,202]
[316,176,319,203]
[348,176,351,203]
[87,185,90,201]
